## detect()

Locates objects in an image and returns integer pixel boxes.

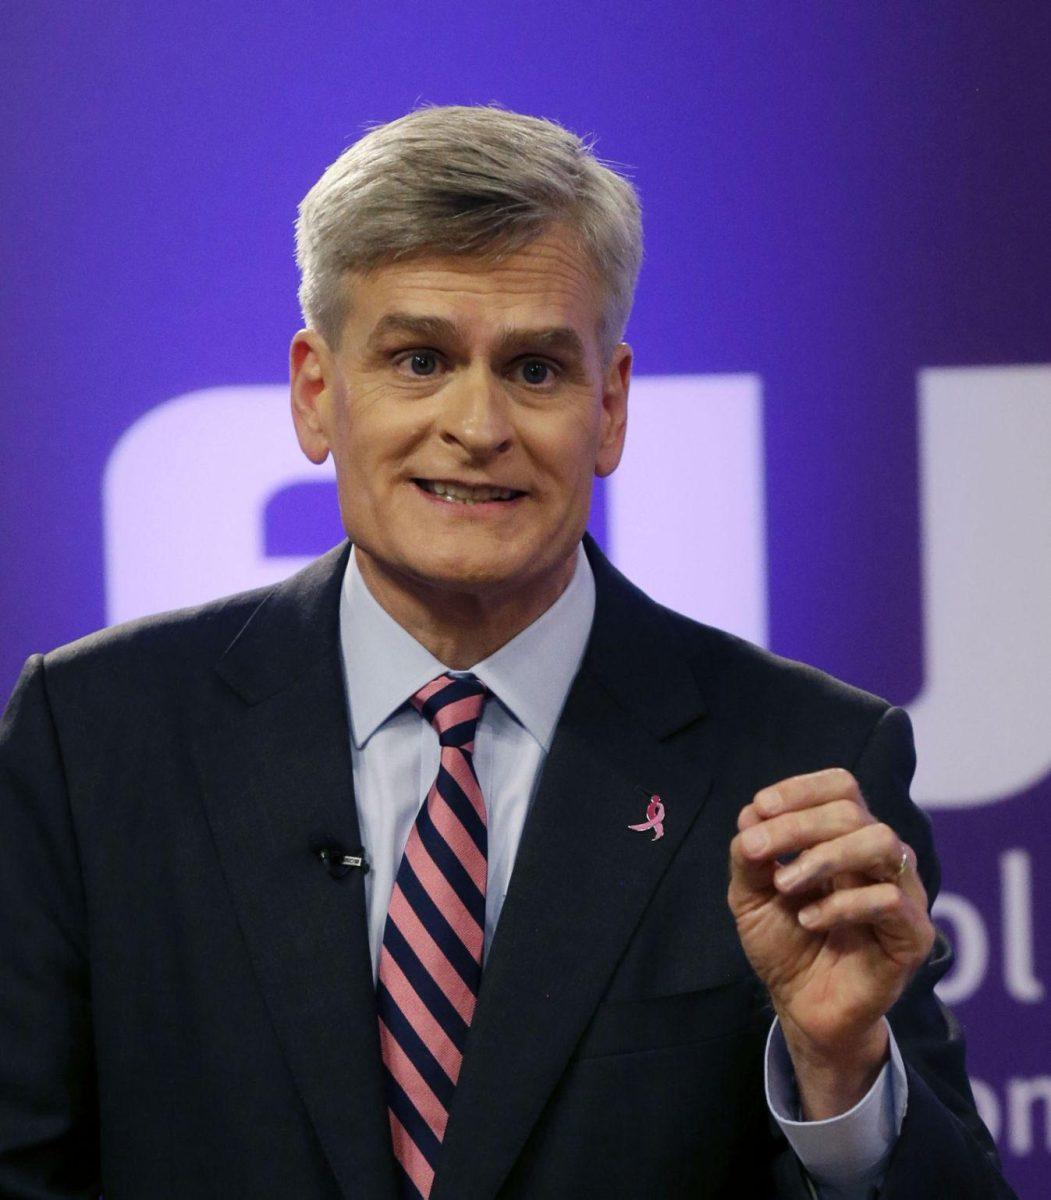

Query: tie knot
[411,673,489,748]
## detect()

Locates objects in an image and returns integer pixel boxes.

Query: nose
[437,365,514,460]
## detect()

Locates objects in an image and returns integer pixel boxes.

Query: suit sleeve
[0,656,102,1199]
[851,705,1017,1199]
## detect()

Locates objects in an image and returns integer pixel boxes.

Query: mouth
[413,478,527,506]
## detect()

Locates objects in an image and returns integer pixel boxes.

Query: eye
[516,358,556,386]
[404,351,439,376]
[391,348,443,378]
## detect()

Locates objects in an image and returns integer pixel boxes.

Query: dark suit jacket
[0,537,1013,1198]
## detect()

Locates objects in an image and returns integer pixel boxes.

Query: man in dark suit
[0,106,1014,1198]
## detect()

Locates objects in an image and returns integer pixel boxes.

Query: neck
[354,548,579,669]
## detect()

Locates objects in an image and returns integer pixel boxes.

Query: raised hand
[728,768,936,1118]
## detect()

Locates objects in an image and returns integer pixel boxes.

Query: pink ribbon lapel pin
[628,794,665,841]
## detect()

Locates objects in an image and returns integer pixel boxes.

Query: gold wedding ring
[893,848,909,881]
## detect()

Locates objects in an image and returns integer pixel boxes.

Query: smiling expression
[290,224,631,614]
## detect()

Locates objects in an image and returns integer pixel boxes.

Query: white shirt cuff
[764,1017,907,1199]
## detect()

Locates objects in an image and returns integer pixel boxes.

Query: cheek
[338,406,429,481]
[531,420,602,487]
[523,396,600,457]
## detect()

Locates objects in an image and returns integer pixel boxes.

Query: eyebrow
[367,312,588,361]
[499,326,588,361]
[368,313,461,347]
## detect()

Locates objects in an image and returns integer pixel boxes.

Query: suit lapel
[189,537,727,1200]
[434,540,722,1200]
[191,544,397,1200]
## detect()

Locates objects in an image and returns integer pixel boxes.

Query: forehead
[344,226,606,346]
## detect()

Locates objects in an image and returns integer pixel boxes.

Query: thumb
[729,804,777,902]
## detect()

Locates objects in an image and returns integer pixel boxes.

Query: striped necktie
[377,673,490,1199]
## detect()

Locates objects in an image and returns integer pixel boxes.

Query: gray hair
[295,105,643,359]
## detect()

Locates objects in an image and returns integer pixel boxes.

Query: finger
[796,882,933,957]
[753,768,867,818]
[729,825,778,893]
[737,798,871,864]
[886,843,930,915]
[773,825,910,895]
[737,803,764,832]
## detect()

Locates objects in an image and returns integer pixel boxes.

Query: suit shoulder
[648,605,916,803]
[658,603,892,730]
[40,584,275,690]
[29,543,349,717]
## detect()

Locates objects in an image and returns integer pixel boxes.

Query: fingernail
[758,790,782,814]
[775,864,802,889]
[742,827,769,855]
[798,906,819,927]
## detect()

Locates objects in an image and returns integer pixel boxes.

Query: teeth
[421,480,519,504]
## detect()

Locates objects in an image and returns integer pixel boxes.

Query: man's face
[291,224,630,610]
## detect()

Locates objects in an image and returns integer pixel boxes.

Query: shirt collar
[339,543,595,753]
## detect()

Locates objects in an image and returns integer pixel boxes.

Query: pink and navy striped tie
[377,673,490,1199]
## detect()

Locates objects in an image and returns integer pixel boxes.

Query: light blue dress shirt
[338,543,905,1196]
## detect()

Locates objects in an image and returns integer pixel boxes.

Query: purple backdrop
[2,4,1049,1194]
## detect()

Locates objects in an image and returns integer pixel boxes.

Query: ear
[290,329,336,464]
[595,342,631,478]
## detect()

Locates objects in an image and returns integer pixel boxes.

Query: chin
[411,555,522,592]
[402,542,543,592]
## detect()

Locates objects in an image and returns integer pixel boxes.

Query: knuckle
[831,798,864,829]
[874,823,900,855]
[823,766,860,801]
[765,812,793,846]
[780,778,805,804]
[803,847,832,879]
